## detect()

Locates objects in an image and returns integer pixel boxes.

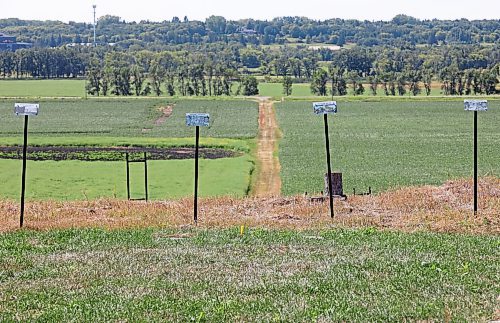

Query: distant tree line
[84,50,260,97]
[0,15,499,49]
[0,43,498,97]
[0,48,86,78]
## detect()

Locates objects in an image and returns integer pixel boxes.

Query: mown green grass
[259,83,313,97]
[0,79,449,100]
[259,82,445,98]
[0,228,498,321]
[276,100,500,195]
[0,156,253,200]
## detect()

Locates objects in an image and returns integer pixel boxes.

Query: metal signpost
[14,103,39,228]
[464,100,488,215]
[186,113,210,223]
[313,101,338,218]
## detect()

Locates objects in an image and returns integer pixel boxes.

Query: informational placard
[186,113,210,127]
[313,101,337,115]
[464,100,488,112]
[15,103,39,116]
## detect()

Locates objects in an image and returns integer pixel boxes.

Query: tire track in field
[253,97,281,197]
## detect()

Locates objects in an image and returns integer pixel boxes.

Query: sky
[1,0,499,23]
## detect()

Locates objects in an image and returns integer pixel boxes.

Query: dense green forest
[0,15,499,96]
[1,15,499,47]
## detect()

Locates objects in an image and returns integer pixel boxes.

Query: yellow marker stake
[240,225,245,236]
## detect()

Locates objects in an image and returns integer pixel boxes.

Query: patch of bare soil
[253,98,281,197]
[1,178,498,234]
[154,106,174,126]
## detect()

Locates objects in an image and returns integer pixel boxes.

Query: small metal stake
[126,152,148,201]
[126,153,130,200]
[144,152,148,202]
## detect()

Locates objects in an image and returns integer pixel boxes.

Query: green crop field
[0,99,258,139]
[276,100,500,195]
[0,99,258,200]
[0,228,498,321]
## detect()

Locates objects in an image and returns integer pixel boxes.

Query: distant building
[238,28,257,35]
[0,33,32,51]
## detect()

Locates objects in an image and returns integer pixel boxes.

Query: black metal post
[323,114,334,218]
[126,153,130,200]
[20,115,29,228]
[474,111,478,215]
[144,152,148,202]
[194,126,200,223]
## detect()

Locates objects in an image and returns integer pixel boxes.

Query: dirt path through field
[253,97,281,196]
[154,106,173,125]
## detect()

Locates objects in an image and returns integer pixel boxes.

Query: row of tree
[308,66,499,97]
[0,48,85,78]
[1,15,499,49]
[0,45,498,96]
[85,51,260,97]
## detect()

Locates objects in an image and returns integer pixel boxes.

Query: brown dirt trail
[253,98,281,196]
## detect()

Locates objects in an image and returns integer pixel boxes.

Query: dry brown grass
[1,178,498,234]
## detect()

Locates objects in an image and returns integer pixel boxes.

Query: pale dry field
[1,178,498,234]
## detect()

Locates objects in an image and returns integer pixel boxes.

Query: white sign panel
[313,101,337,115]
[15,103,39,116]
[186,113,210,127]
[464,100,488,112]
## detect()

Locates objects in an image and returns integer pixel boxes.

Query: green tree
[368,76,378,95]
[282,76,293,96]
[149,61,164,96]
[310,70,328,96]
[242,76,259,96]
[423,72,432,96]
[131,66,145,96]
[86,58,101,96]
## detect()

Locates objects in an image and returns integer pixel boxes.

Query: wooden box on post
[324,172,344,197]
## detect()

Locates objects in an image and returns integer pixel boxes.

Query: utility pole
[93,5,97,46]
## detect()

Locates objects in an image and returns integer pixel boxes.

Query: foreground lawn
[0,156,253,200]
[0,228,498,321]
[276,100,500,195]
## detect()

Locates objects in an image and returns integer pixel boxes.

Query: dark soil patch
[0,146,240,162]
